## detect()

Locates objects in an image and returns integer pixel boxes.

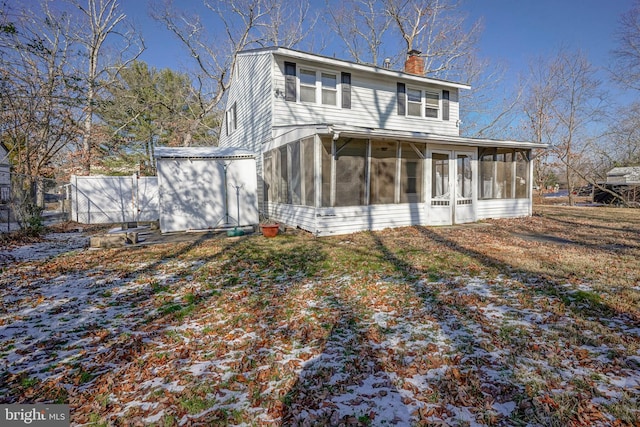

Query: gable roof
[237,46,471,90]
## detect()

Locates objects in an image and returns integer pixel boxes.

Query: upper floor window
[284,61,350,108]
[397,83,447,120]
[406,87,439,119]
[299,68,338,106]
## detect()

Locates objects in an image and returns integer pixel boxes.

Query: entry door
[454,152,475,223]
[430,151,452,225]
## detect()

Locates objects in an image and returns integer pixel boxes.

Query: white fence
[71,175,159,224]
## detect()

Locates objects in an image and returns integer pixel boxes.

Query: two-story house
[219,47,545,236]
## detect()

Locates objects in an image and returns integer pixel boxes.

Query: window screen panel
[335,139,367,207]
[278,145,289,203]
[263,152,273,204]
[370,141,397,204]
[515,150,529,199]
[290,141,301,205]
[302,137,315,206]
[321,138,332,207]
[401,143,423,203]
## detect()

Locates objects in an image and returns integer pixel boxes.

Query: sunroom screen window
[401,143,423,203]
[370,141,397,204]
[479,148,529,200]
[335,139,367,207]
[302,138,315,207]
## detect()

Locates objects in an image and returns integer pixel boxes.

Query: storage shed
[155,147,259,233]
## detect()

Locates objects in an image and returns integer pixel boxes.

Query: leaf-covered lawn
[1,206,639,426]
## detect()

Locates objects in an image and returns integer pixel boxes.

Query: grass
[0,205,639,425]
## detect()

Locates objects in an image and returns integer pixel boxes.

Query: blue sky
[122,0,634,79]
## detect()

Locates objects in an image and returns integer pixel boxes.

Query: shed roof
[607,166,640,176]
[154,147,255,160]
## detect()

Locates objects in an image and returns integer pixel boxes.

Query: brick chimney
[404,49,424,75]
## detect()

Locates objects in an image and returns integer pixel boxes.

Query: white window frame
[226,102,237,135]
[297,67,340,107]
[406,87,441,119]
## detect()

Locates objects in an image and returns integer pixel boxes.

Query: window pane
[370,141,397,204]
[425,92,439,107]
[303,137,315,207]
[321,138,332,207]
[264,152,272,204]
[401,143,423,203]
[335,139,367,206]
[300,69,316,86]
[407,88,421,102]
[301,86,315,103]
[456,154,472,199]
[479,149,494,199]
[321,73,336,89]
[425,108,438,118]
[432,153,449,198]
[515,150,529,199]
[408,103,422,116]
[278,145,289,203]
[290,142,301,205]
[322,89,336,105]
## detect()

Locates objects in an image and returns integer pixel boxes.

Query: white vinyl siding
[272,56,460,136]
[218,53,273,152]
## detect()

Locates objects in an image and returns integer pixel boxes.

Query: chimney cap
[408,49,422,56]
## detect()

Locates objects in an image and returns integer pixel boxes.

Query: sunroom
[262,125,545,236]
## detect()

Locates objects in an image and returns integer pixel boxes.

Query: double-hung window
[401,86,441,119]
[298,68,338,106]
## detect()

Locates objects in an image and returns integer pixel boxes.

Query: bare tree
[384,0,482,79]
[72,0,144,175]
[152,0,316,143]
[612,0,640,91]
[523,49,606,205]
[0,1,79,222]
[324,0,393,66]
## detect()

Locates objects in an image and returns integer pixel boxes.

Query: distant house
[218,47,545,236]
[606,166,640,185]
[0,142,10,203]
